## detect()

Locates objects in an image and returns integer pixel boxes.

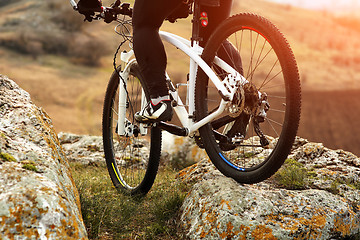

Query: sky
[267,0,360,13]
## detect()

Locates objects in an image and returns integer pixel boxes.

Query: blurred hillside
[233,0,360,91]
[0,0,112,65]
[0,0,359,155]
[268,0,360,15]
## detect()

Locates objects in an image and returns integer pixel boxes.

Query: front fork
[117,68,129,136]
[117,50,147,136]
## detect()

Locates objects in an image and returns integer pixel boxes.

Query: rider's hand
[77,0,103,22]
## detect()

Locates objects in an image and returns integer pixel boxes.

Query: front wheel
[102,61,161,195]
[195,13,301,183]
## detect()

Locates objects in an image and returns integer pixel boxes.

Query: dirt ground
[298,90,360,156]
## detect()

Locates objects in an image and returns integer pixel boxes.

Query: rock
[288,138,360,204]
[161,131,207,169]
[178,138,360,239]
[58,132,104,166]
[0,75,87,239]
[53,108,360,239]
[58,131,208,170]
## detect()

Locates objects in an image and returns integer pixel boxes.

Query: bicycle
[70,0,301,195]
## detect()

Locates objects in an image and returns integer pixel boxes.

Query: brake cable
[112,36,137,122]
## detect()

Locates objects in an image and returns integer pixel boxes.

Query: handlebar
[70,0,132,23]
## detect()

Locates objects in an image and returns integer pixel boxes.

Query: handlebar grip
[76,0,103,13]
[70,0,78,10]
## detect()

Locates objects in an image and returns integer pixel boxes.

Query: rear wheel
[195,13,301,183]
[102,62,161,195]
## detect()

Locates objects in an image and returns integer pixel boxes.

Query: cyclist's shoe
[135,99,173,123]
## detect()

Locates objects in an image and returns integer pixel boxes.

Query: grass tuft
[70,162,188,239]
[273,159,308,190]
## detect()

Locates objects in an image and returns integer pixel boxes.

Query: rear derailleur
[219,83,271,151]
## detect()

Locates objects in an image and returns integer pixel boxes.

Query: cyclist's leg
[199,0,232,45]
[199,0,245,141]
[132,0,183,99]
[199,0,242,74]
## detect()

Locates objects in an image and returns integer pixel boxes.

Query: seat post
[191,0,202,45]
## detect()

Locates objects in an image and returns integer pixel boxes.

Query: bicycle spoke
[248,45,274,82]
[259,64,282,90]
[267,94,286,99]
[265,118,281,137]
[268,108,285,114]
[260,83,285,91]
[249,32,266,81]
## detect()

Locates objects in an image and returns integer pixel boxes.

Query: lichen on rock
[0,75,87,239]
[178,137,360,239]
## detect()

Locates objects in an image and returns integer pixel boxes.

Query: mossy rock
[0,152,17,162]
[274,158,309,190]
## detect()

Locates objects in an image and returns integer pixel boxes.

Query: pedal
[219,134,244,151]
[231,133,245,145]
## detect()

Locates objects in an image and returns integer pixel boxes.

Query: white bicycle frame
[67,0,248,137]
[118,31,248,137]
